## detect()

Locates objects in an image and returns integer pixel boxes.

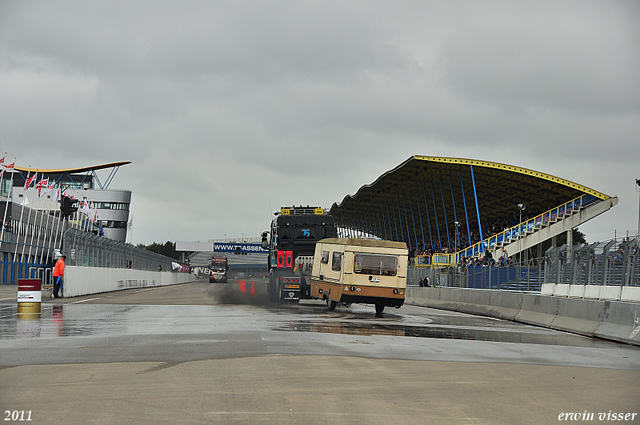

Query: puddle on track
[275,321,607,347]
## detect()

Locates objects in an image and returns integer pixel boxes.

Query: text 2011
[4,411,32,421]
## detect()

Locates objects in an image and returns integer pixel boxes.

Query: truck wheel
[375,304,385,314]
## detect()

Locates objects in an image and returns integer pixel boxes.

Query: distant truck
[261,206,337,302]
[209,257,229,283]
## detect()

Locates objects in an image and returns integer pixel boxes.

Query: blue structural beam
[470,165,484,245]
[460,170,472,252]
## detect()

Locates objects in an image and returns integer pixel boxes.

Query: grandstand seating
[459,194,618,262]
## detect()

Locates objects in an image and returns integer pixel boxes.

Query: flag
[0,157,4,165]
[1,162,15,177]
[82,200,91,216]
[24,172,37,190]
[36,178,49,197]
[127,215,133,230]
[51,187,61,203]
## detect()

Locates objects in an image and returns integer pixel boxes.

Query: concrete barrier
[457,289,493,317]
[568,284,586,298]
[621,286,640,303]
[584,285,601,300]
[595,302,640,345]
[536,283,639,302]
[600,286,622,301]
[406,286,640,346]
[64,266,194,297]
[515,294,559,328]
[540,284,554,296]
[406,287,438,308]
[554,284,570,297]
[486,290,524,321]
[551,297,607,335]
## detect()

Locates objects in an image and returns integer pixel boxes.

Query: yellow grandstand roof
[329,156,610,237]
[14,161,131,174]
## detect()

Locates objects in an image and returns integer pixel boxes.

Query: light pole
[636,179,640,239]
[517,204,526,286]
[518,204,526,259]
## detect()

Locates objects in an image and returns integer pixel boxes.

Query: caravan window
[354,254,397,276]
[331,252,343,271]
[320,251,329,264]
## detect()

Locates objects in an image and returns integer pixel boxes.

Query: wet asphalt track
[1,279,639,424]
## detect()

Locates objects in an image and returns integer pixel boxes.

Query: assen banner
[213,243,268,254]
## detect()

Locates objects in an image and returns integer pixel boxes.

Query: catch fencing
[62,227,180,272]
[408,237,640,291]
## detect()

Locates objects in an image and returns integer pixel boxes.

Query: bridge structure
[329,156,618,266]
[176,241,267,279]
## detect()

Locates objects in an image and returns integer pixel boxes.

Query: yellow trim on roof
[14,161,131,174]
[413,156,609,200]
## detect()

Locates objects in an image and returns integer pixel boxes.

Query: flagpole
[25,173,41,273]
[51,187,63,253]
[128,213,133,244]
[14,167,30,272]
[0,154,6,244]
[0,155,14,252]
[41,182,55,261]
[33,176,51,266]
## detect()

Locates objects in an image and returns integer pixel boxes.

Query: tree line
[136,241,181,260]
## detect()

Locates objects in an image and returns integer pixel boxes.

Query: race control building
[0,161,132,285]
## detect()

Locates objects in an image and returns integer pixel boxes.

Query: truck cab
[262,206,336,302]
[209,257,229,283]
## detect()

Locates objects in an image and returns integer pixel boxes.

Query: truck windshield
[353,254,397,276]
[211,265,226,271]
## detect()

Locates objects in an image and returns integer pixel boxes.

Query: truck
[209,257,229,283]
[261,206,337,302]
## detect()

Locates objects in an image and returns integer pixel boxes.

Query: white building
[11,161,132,242]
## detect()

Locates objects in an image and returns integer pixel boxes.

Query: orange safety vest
[53,259,65,277]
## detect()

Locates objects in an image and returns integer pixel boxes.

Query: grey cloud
[1,0,638,244]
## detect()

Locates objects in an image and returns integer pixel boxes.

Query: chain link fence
[408,237,640,291]
[62,227,178,272]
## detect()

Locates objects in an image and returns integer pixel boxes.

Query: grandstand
[329,156,618,265]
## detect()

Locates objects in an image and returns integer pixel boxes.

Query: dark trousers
[53,276,62,298]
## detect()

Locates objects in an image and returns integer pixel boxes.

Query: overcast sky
[1,0,638,245]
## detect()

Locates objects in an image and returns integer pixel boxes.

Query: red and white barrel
[17,279,42,316]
